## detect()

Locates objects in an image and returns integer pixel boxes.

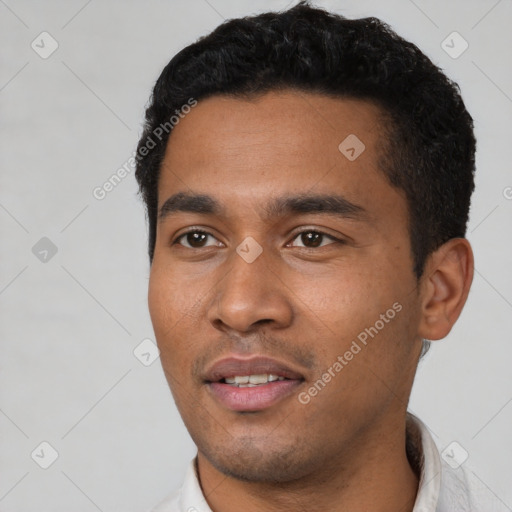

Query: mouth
[203,356,305,412]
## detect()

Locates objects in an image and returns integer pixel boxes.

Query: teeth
[223,374,286,386]
[249,374,268,384]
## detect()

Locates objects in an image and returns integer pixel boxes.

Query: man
[134,2,505,511]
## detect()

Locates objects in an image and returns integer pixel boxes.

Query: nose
[207,246,294,334]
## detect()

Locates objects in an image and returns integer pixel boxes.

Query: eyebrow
[158,191,367,223]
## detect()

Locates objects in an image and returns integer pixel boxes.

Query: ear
[418,238,474,341]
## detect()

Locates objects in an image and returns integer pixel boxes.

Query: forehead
[157,90,400,221]
[162,90,384,171]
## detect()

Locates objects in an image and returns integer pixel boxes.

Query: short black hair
[135,0,476,280]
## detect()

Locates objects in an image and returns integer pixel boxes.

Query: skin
[148,90,474,512]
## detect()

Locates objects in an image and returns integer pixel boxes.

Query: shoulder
[438,461,511,512]
[407,413,510,512]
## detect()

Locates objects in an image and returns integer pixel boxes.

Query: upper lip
[203,356,305,382]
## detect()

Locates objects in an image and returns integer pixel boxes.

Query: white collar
[407,413,442,511]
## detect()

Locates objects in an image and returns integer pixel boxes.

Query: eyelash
[172,228,343,249]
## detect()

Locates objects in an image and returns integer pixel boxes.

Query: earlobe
[418,238,474,341]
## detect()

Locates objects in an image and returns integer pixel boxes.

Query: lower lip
[208,380,302,411]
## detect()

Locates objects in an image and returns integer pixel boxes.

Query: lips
[203,356,305,412]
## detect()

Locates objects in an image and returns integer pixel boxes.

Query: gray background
[1,0,511,511]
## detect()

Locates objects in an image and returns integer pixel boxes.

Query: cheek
[299,266,380,334]
[148,270,171,334]
[148,265,197,348]
[148,267,202,390]
[297,262,412,368]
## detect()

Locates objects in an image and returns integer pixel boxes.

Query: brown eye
[175,231,217,248]
[290,230,338,248]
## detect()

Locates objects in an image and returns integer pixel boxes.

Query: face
[148,91,424,483]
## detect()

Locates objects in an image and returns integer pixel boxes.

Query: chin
[198,436,319,483]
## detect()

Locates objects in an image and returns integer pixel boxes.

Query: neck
[197,412,419,512]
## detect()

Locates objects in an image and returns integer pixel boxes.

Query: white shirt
[150,413,510,512]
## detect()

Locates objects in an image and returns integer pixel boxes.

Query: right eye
[173,230,222,249]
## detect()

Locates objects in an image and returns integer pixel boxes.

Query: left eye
[289,230,338,248]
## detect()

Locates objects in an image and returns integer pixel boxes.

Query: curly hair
[135,0,476,282]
